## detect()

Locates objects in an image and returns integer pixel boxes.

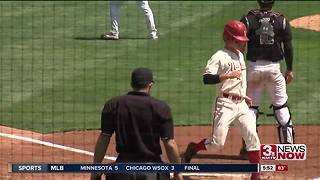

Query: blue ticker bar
[10,163,259,173]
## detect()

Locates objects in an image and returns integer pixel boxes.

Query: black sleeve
[157,103,174,140]
[101,101,116,136]
[283,41,293,71]
[281,16,293,42]
[203,74,220,84]
[281,17,294,71]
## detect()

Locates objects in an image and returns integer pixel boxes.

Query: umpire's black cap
[131,67,154,88]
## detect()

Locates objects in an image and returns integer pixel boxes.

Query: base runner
[182,20,261,180]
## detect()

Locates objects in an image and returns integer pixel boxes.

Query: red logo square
[260,144,277,160]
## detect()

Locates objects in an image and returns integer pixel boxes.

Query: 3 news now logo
[260,144,307,160]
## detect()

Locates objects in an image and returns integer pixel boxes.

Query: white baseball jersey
[204,48,247,98]
[202,48,260,152]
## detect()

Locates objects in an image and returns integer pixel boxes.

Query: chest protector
[249,10,282,45]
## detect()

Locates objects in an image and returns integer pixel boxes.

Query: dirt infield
[290,14,320,32]
[1,125,319,180]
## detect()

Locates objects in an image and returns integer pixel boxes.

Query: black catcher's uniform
[240,8,295,144]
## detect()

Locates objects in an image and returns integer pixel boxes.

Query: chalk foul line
[0,132,117,161]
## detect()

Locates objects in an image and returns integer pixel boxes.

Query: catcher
[239,0,295,157]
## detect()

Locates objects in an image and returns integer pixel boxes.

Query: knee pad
[272,103,295,144]
[138,2,149,10]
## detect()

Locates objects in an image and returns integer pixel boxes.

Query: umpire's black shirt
[101,91,174,163]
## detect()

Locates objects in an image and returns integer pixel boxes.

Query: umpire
[91,67,182,180]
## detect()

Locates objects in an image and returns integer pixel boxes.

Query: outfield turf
[0,1,319,133]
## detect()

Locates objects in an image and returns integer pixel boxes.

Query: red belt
[222,93,243,101]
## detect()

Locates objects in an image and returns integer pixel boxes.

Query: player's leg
[237,103,261,180]
[267,70,294,144]
[182,98,235,163]
[236,110,261,152]
[137,1,158,39]
[110,1,122,35]
[101,1,123,40]
[240,69,263,157]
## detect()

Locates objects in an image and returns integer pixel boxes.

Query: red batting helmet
[223,20,249,42]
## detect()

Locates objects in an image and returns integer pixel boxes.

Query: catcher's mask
[223,20,249,43]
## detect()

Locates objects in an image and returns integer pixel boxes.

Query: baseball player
[182,20,261,180]
[101,1,158,40]
[90,67,182,180]
[239,0,295,157]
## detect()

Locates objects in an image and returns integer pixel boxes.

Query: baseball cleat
[148,31,158,40]
[181,142,196,163]
[101,32,119,40]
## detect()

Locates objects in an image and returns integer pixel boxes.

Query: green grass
[0,1,319,133]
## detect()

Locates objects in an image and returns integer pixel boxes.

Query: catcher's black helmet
[258,0,274,9]
[257,0,275,4]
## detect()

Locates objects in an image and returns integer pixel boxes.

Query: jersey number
[256,18,275,45]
